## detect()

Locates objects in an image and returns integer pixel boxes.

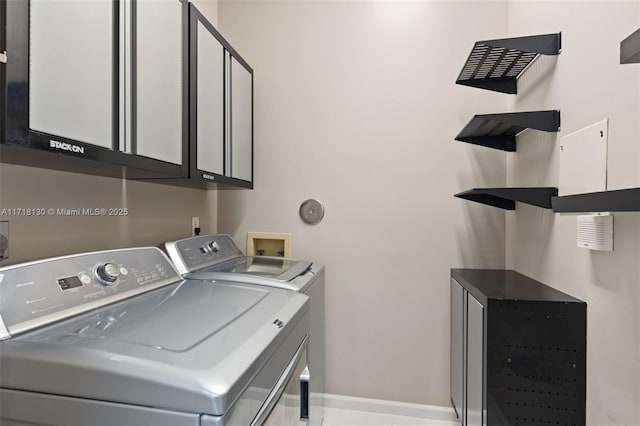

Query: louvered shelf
[551,188,640,212]
[456,33,561,94]
[456,110,561,151]
[455,187,558,210]
[620,28,640,63]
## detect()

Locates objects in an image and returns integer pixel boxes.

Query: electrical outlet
[192,217,200,236]
[0,221,9,260]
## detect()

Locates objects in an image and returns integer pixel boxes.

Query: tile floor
[322,407,459,426]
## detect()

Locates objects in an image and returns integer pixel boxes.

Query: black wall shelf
[456,110,561,151]
[456,33,561,94]
[551,187,640,212]
[455,187,558,210]
[620,28,640,64]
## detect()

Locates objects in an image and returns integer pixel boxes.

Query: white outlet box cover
[559,119,608,196]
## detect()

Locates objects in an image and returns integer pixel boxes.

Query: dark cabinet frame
[189,4,253,189]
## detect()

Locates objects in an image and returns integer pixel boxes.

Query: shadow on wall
[455,144,507,268]
[469,144,507,185]
[512,203,556,275]
[591,213,640,292]
[217,189,249,237]
[456,203,506,268]
[517,54,559,99]
[510,130,558,187]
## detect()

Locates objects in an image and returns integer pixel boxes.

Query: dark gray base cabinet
[450,269,586,426]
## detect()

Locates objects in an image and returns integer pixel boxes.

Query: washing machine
[0,246,311,426]
[163,234,325,426]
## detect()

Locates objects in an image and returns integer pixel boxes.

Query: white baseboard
[321,393,458,422]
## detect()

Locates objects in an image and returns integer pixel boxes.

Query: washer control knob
[95,263,121,285]
[209,242,220,253]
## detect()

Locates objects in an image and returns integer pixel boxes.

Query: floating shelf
[455,187,558,210]
[620,29,640,63]
[552,188,640,212]
[456,33,561,94]
[455,110,561,151]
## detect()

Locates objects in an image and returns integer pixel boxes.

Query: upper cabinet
[190,5,253,188]
[2,1,253,188]
[3,0,188,178]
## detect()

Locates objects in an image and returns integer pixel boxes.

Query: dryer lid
[0,279,309,416]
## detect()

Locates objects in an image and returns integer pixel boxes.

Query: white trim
[321,393,458,422]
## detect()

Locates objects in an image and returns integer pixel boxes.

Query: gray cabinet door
[134,0,184,165]
[450,279,464,424]
[466,293,484,426]
[30,0,114,149]
[230,56,253,182]
[195,20,225,175]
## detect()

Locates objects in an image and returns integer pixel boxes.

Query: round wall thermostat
[299,199,325,225]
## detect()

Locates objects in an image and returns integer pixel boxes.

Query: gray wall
[217,0,508,406]
[0,163,217,262]
[505,2,640,425]
[0,0,220,264]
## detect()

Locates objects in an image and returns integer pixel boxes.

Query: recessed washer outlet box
[577,213,613,251]
[247,232,291,257]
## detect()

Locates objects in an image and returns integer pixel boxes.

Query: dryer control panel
[164,234,243,275]
[0,247,181,340]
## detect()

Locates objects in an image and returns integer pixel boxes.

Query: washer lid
[185,256,314,292]
[0,279,309,416]
[208,256,312,282]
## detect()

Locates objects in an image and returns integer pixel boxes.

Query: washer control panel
[0,247,181,339]
[167,234,242,273]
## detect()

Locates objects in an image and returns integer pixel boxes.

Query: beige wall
[0,163,217,263]
[192,0,218,25]
[0,0,220,265]
[217,0,508,406]
[505,2,640,425]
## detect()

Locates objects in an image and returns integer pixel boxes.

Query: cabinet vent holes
[503,387,578,399]
[506,402,578,412]
[505,418,576,426]
[506,344,578,353]
[504,370,580,385]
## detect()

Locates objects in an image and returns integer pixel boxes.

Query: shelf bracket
[551,188,640,212]
[620,28,640,63]
[456,33,561,94]
[455,187,558,210]
[455,110,561,152]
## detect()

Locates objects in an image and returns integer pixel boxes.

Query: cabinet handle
[250,336,308,426]
[300,366,310,421]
